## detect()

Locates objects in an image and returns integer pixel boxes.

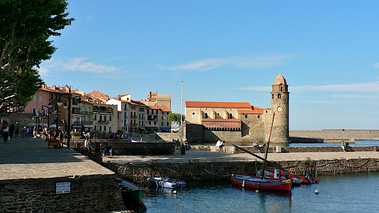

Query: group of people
[341,141,351,152]
[1,122,19,143]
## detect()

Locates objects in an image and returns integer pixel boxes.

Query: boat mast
[261,112,275,179]
[180,80,183,143]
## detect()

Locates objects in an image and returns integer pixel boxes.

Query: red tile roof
[238,105,265,114]
[186,101,252,109]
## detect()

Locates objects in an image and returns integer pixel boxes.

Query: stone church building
[185,74,290,144]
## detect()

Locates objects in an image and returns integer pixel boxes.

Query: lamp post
[64,86,72,148]
[48,96,63,131]
[33,108,46,136]
[41,106,50,128]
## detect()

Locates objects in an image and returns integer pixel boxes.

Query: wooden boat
[231,113,293,192]
[233,141,319,187]
[148,177,186,189]
[231,174,292,191]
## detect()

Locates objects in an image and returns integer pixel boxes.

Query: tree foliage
[168,112,185,122]
[0,0,74,114]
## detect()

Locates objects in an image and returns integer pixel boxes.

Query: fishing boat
[231,174,292,191]
[148,177,186,189]
[115,178,146,211]
[231,113,293,192]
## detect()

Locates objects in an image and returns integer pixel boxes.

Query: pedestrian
[15,122,20,138]
[9,124,14,140]
[2,125,9,143]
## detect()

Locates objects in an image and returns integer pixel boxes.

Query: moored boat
[148,177,186,189]
[231,113,293,192]
[231,174,293,191]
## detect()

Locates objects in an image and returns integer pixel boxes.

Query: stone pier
[0,137,125,213]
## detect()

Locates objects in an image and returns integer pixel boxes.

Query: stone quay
[1,134,379,212]
[91,139,379,187]
[0,137,124,213]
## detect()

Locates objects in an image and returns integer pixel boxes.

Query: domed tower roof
[273,74,287,85]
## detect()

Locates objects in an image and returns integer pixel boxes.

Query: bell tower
[269,74,290,143]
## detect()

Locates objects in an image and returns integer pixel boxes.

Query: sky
[40,0,379,130]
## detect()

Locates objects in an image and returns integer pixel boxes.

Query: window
[272,94,274,99]
[245,115,248,119]
[229,113,233,119]
[278,94,281,99]
[205,113,208,118]
[192,111,196,116]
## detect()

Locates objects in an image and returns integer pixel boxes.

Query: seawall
[290,129,379,142]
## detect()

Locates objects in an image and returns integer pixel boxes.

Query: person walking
[2,125,9,143]
[9,124,15,140]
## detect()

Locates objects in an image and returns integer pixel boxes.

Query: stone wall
[231,145,377,153]
[191,145,377,153]
[0,174,124,212]
[85,140,177,155]
[290,129,379,141]
[114,158,379,187]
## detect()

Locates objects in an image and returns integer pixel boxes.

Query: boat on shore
[148,177,186,189]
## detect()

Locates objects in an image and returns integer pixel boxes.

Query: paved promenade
[102,146,379,164]
[0,137,113,180]
[1,137,379,181]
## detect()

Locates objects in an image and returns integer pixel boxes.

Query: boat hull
[231,175,292,191]
[148,177,186,189]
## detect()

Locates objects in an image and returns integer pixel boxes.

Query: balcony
[72,121,93,126]
[97,120,110,124]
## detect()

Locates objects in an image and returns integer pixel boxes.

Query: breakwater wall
[290,129,379,142]
[112,158,379,187]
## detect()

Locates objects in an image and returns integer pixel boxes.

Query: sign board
[56,182,71,194]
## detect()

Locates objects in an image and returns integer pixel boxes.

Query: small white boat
[148,177,186,189]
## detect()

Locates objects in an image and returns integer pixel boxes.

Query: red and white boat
[231,174,292,191]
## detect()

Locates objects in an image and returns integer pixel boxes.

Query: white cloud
[40,57,118,75]
[159,54,294,72]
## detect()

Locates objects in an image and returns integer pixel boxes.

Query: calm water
[142,172,379,213]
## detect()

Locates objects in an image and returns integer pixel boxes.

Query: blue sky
[40,0,379,130]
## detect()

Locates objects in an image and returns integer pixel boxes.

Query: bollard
[181,144,186,155]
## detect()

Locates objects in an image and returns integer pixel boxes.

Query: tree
[0,0,74,114]
[168,112,185,122]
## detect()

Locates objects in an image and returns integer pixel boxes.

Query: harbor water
[142,172,379,213]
